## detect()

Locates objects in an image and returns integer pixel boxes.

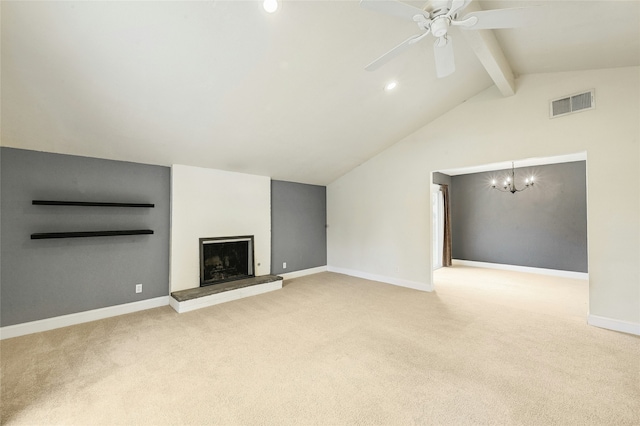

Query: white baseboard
[170,279,282,314]
[588,314,640,336]
[279,265,327,280]
[327,266,432,292]
[0,296,170,340]
[453,259,589,280]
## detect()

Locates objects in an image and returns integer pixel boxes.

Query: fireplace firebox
[199,236,254,287]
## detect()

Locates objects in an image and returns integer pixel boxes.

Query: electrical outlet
[135,284,142,294]
[283,262,287,269]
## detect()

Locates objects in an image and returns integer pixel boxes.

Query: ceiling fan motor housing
[431,16,450,37]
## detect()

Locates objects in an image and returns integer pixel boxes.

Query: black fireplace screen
[200,236,254,286]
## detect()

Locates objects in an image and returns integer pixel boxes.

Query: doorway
[430,152,588,289]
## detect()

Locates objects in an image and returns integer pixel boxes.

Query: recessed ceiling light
[263,0,279,13]
[385,81,398,92]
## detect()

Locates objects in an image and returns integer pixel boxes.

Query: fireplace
[199,236,254,287]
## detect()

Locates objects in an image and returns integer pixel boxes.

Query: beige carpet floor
[1,267,639,425]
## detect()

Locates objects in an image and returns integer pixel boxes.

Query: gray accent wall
[0,148,170,326]
[271,180,326,275]
[450,161,587,272]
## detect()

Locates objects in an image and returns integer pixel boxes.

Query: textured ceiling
[2,1,639,185]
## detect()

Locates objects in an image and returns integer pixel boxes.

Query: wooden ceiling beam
[458,2,516,97]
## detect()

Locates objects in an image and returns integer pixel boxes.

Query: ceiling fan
[361,0,534,78]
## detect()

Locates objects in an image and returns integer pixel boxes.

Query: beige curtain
[441,184,452,267]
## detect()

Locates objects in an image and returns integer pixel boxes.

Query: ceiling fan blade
[447,0,467,18]
[365,32,428,71]
[450,15,477,28]
[460,7,536,30]
[359,0,429,22]
[433,37,455,78]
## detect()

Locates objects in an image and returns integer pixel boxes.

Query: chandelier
[491,162,534,194]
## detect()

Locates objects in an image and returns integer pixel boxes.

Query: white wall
[171,165,271,292]
[328,67,639,329]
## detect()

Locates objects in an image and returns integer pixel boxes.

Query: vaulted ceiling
[2,1,639,185]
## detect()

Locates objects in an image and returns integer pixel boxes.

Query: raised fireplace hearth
[200,236,254,287]
[166,234,282,314]
[170,274,283,313]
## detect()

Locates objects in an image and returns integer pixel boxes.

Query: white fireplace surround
[170,165,271,293]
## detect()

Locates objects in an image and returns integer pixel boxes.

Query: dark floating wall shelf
[31,199,154,240]
[31,230,154,240]
[33,200,154,208]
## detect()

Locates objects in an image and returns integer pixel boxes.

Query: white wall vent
[550,89,595,118]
